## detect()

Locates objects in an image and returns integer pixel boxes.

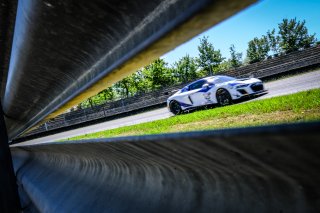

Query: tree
[246,36,270,64]
[173,55,198,83]
[217,60,232,72]
[114,76,132,98]
[229,44,242,68]
[98,87,115,101]
[144,59,172,90]
[197,36,224,75]
[126,69,151,94]
[277,18,317,54]
[266,29,281,56]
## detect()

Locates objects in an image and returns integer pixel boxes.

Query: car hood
[228,78,261,86]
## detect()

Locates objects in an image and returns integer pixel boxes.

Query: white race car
[167,75,267,115]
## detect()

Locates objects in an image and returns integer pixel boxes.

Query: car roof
[203,75,230,80]
[188,75,230,85]
[179,75,234,93]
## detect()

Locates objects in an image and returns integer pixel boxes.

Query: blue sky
[162,0,320,65]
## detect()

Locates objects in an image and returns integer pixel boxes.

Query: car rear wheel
[169,101,182,115]
[216,89,232,106]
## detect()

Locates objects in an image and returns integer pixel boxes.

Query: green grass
[65,89,320,141]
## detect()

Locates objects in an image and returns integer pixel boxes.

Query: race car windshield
[180,86,188,93]
[216,76,236,83]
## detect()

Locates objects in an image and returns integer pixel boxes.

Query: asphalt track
[13,69,320,146]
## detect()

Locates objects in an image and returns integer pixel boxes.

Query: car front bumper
[232,89,268,99]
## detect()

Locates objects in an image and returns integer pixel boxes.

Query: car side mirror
[202,83,209,89]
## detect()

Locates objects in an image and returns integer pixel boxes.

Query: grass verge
[65,89,320,141]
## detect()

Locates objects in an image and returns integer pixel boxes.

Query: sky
[162,0,320,65]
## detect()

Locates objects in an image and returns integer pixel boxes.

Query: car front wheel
[169,100,182,115]
[216,89,232,106]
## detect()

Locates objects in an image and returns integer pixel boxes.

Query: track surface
[14,69,320,146]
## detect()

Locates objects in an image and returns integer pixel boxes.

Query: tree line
[77,18,318,109]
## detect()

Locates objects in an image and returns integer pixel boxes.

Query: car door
[189,80,215,106]
[176,80,205,107]
[187,80,208,106]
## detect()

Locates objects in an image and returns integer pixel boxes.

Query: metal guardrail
[11,122,320,212]
[25,46,320,137]
[25,92,173,136]
[231,46,320,78]
[2,1,319,213]
[5,1,320,213]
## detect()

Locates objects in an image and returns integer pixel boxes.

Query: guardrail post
[0,102,21,212]
[63,115,67,126]
[103,107,106,117]
[44,122,48,131]
[84,109,87,119]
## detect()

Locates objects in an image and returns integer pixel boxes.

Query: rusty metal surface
[11,122,320,212]
[0,0,256,140]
